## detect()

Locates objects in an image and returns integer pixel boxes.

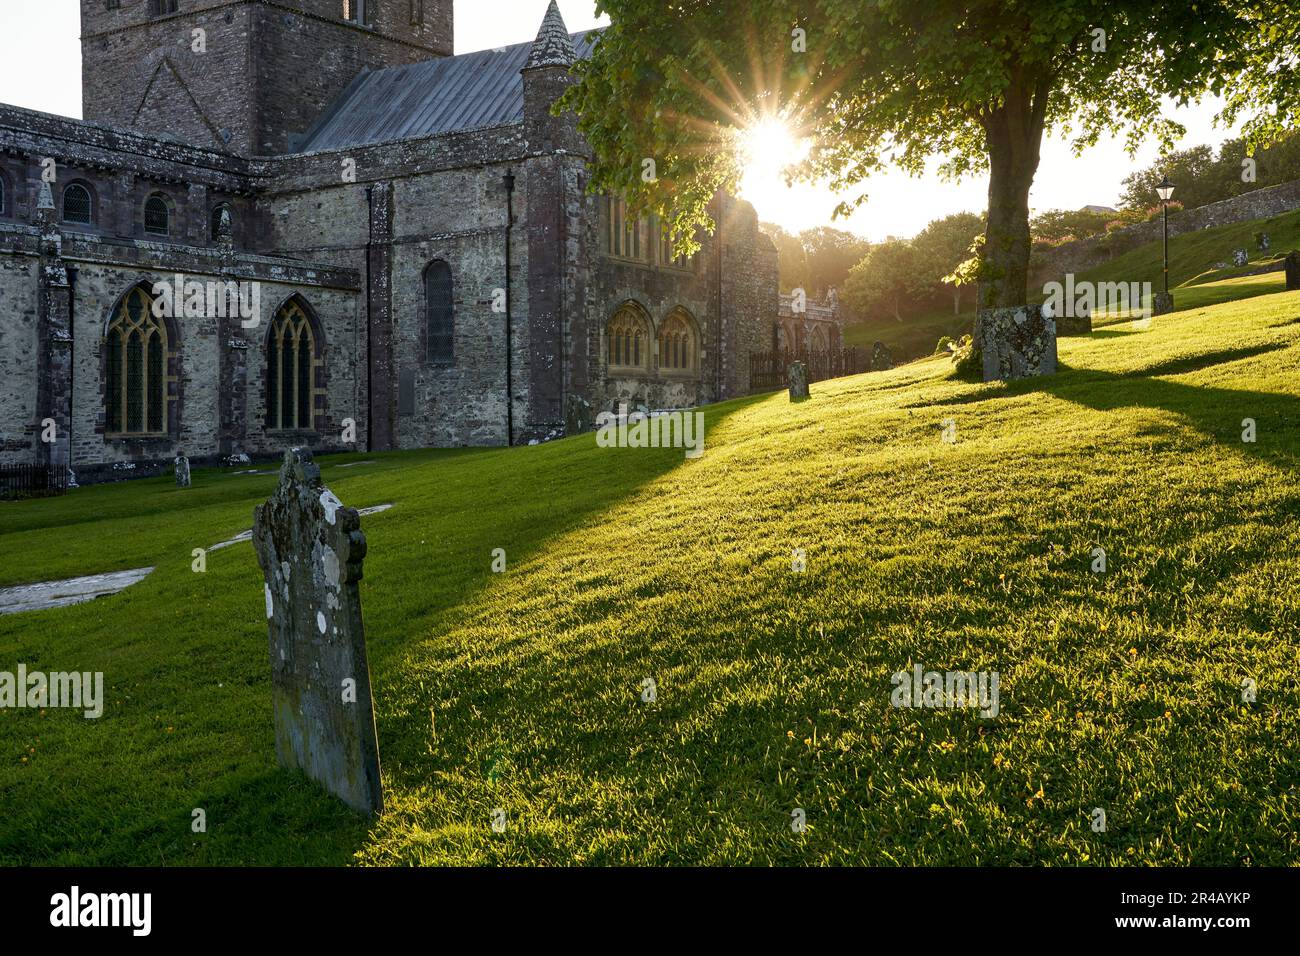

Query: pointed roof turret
[524,0,576,70]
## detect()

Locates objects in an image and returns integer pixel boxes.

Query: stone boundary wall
[1031,178,1300,287]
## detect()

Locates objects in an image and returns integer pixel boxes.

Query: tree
[1029,208,1113,244]
[911,212,986,314]
[843,239,927,323]
[561,2,1286,309]
[760,222,811,293]
[797,226,871,298]
[1119,145,1218,211]
[1120,131,1300,212]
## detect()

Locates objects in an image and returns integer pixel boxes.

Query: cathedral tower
[79,0,454,156]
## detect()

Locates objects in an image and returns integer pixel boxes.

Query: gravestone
[174,453,191,489]
[1233,248,1249,267]
[975,305,1057,382]
[565,393,594,434]
[1256,231,1271,253]
[1152,292,1174,316]
[1287,251,1300,292]
[252,448,383,814]
[871,341,893,371]
[788,361,810,401]
[1053,298,1092,337]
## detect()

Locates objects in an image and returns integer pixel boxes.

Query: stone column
[35,191,73,471]
[366,182,396,452]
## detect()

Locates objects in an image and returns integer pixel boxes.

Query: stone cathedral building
[0,0,778,481]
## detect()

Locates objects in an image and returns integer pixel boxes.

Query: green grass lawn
[1075,208,1300,293]
[845,209,1299,361]
[3,288,1300,865]
[844,306,973,363]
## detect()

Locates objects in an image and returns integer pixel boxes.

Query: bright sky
[0,1,1243,242]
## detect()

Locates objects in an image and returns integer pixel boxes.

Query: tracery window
[105,287,168,435]
[266,299,319,431]
[607,302,652,371]
[658,308,699,373]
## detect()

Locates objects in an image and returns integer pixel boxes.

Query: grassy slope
[2,290,1299,865]
[846,208,1300,360]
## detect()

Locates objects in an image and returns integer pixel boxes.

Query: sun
[736,117,812,223]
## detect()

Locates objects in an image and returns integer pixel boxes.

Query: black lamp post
[1156,175,1176,296]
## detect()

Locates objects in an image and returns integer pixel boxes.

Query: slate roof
[295,30,599,153]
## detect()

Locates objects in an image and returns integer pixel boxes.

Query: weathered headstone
[1054,298,1092,337]
[174,453,191,488]
[1233,248,1249,267]
[252,448,383,814]
[975,305,1057,382]
[565,393,594,434]
[1287,251,1300,292]
[1152,292,1175,317]
[1256,231,1271,253]
[788,361,810,401]
[871,341,893,371]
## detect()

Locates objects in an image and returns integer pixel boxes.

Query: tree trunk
[952,286,961,315]
[982,68,1051,308]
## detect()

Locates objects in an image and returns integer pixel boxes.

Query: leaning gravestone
[975,305,1057,382]
[1256,232,1271,253]
[788,361,810,401]
[1152,292,1175,316]
[1233,248,1249,267]
[252,448,383,814]
[174,453,191,488]
[871,341,893,371]
[1287,251,1300,292]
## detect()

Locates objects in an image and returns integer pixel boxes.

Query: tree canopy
[562,1,1293,307]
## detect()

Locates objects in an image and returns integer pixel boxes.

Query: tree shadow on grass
[1033,350,1300,473]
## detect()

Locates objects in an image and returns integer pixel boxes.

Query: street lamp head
[1156,176,1176,202]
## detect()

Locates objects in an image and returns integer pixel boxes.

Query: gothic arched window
[266,299,319,431]
[425,260,454,364]
[607,302,652,372]
[810,325,829,352]
[62,183,93,225]
[658,308,699,373]
[149,0,180,16]
[144,194,170,236]
[105,286,169,435]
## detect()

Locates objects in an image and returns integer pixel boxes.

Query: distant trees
[799,227,872,299]
[844,239,927,323]
[1120,132,1300,212]
[912,213,985,314]
[760,223,870,302]
[841,213,983,322]
[762,223,811,293]
[1029,208,1115,244]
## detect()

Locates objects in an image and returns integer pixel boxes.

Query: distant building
[774,289,843,352]
[0,1,777,481]
[1081,205,1118,215]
